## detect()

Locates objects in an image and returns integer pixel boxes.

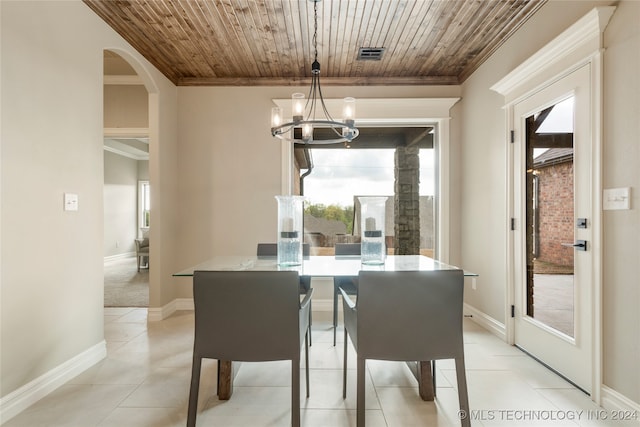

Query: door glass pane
[525,97,575,337]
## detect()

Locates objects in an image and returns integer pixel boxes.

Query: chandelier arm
[272,123,359,144]
[271,119,359,143]
[309,75,319,121]
[315,73,336,123]
[305,75,315,112]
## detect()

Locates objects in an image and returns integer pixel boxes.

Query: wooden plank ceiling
[85,0,546,87]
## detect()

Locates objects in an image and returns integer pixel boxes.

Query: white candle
[365,217,376,231]
[282,217,294,232]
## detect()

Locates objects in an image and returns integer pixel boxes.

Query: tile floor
[4,308,638,427]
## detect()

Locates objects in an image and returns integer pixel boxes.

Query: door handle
[561,240,587,251]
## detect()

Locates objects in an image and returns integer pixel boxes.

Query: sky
[534,96,574,158]
[303,148,435,207]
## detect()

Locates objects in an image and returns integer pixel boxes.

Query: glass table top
[173,255,477,278]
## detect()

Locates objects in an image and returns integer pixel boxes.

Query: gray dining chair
[134,238,149,272]
[187,271,313,427]
[256,242,310,257]
[340,269,470,427]
[333,243,360,345]
[257,243,313,345]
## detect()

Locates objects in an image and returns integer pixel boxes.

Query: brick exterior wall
[536,161,574,266]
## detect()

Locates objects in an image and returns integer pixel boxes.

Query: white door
[512,64,593,393]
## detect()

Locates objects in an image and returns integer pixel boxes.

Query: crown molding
[178,76,460,87]
[491,6,616,97]
[103,127,149,138]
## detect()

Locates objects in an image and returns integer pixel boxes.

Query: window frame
[138,180,150,234]
[274,97,459,263]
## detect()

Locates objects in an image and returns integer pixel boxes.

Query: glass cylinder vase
[359,196,387,265]
[276,195,305,266]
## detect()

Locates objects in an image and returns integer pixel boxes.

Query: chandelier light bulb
[343,97,356,122]
[344,106,352,118]
[292,93,305,122]
[271,107,283,127]
[302,123,313,141]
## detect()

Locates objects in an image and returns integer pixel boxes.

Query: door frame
[512,66,592,392]
[491,6,615,404]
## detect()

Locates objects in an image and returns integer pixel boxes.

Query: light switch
[603,187,631,210]
[64,193,78,211]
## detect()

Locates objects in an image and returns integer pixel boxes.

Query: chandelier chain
[313,0,318,62]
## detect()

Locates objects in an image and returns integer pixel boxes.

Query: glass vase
[276,195,305,266]
[359,196,387,265]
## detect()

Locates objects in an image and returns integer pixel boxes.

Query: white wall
[1,0,104,398]
[138,160,149,181]
[103,151,138,257]
[601,0,640,405]
[104,85,148,128]
[459,0,639,405]
[0,0,179,406]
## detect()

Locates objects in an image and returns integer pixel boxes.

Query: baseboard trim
[463,303,507,341]
[104,252,135,263]
[0,341,106,424]
[601,385,640,416]
[147,298,194,321]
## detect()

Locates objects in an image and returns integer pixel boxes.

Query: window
[301,127,436,256]
[138,180,150,232]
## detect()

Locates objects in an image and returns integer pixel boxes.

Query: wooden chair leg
[432,359,437,397]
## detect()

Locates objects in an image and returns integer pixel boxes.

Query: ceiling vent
[357,47,385,61]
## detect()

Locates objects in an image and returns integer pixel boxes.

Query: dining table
[174,254,477,402]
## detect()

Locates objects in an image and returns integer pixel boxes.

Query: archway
[102,48,160,312]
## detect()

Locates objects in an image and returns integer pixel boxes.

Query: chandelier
[270,0,359,145]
